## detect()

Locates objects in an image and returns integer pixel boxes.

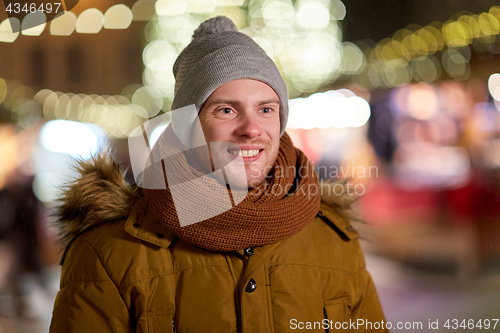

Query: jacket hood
[54,150,358,246]
[54,150,138,246]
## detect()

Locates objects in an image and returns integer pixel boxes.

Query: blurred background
[1,0,500,331]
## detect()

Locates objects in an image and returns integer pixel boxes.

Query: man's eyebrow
[258,99,280,105]
[205,99,281,108]
[205,100,239,107]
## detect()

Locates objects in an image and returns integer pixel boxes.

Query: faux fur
[54,149,138,246]
[321,178,360,223]
[55,151,357,246]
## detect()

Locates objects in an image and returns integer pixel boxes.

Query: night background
[1,0,500,331]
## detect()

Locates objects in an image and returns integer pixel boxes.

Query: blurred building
[0,0,143,96]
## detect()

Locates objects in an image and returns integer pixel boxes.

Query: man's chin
[227,176,258,190]
[246,176,267,189]
[217,173,264,190]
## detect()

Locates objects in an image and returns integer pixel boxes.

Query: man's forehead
[204,99,281,108]
[204,79,280,101]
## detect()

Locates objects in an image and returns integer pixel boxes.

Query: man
[50,16,388,332]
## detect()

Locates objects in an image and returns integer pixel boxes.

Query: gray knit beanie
[170,16,289,147]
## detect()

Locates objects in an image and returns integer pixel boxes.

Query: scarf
[142,125,320,252]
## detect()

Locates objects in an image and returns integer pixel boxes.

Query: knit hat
[170,16,289,147]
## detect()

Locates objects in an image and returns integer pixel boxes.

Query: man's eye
[261,107,272,113]
[220,108,233,114]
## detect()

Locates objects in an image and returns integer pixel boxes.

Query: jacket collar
[124,197,176,248]
[55,149,359,250]
[122,198,359,252]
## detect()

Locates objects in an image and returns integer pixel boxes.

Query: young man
[50,16,388,332]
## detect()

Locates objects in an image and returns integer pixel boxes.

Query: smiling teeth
[228,150,259,157]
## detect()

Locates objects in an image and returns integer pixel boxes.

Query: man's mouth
[227,149,262,157]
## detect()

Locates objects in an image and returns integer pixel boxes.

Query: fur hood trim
[54,150,138,246]
[55,151,357,246]
[320,178,360,224]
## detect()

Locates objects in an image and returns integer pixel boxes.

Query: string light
[76,8,104,34]
[351,5,500,90]
[2,1,500,136]
[50,12,77,35]
[104,4,133,30]
[0,18,20,42]
[0,3,137,40]
[21,12,46,36]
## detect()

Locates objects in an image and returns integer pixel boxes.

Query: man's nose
[234,112,262,138]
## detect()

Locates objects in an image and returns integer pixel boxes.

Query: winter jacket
[49,155,388,333]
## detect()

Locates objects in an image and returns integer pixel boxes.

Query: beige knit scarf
[143,126,320,252]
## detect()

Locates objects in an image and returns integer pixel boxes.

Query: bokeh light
[155,0,187,16]
[50,12,77,36]
[21,12,46,36]
[104,4,133,29]
[411,55,441,82]
[186,0,216,14]
[42,91,59,120]
[17,100,42,128]
[287,89,371,129]
[488,73,500,101]
[296,0,330,30]
[340,42,365,74]
[76,8,104,34]
[442,48,470,80]
[0,18,20,43]
[132,86,163,118]
[407,83,439,120]
[443,20,471,48]
[349,6,500,90]
[0,78,7,104]
[349,96,371,127]
[8,84,34,112]
[0,125,18,190]
[132,0,156,21]
[381,59,412,87]
[40,120,101,159]
[143,40,178,70]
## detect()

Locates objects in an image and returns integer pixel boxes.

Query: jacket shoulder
[318,179,361,241]
[317,202,360,241]
[270,206,366,273]
[60,198,177,289]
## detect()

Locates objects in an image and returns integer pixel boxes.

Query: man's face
[194,79,281,188]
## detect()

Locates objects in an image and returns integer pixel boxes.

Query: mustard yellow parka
[49,154,388,333]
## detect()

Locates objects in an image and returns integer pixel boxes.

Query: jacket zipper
[324,308,329,333]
